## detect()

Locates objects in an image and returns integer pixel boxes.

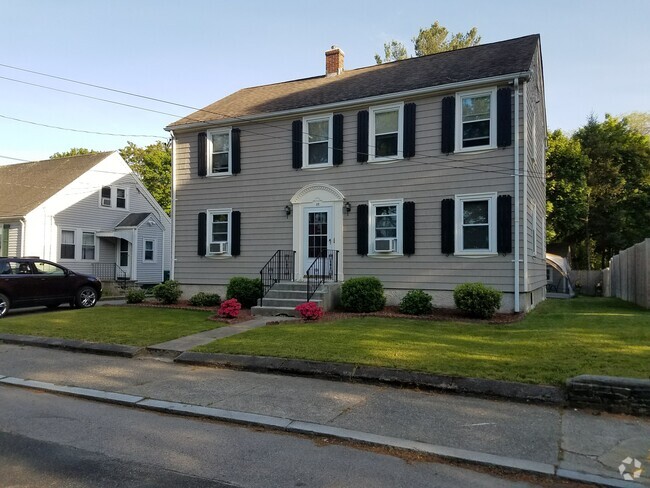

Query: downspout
[169,130,176,280]
[19,219,26,257]
[513,78,520,312]
[522,81,529,302]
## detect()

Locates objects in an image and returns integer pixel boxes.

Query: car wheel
[0,293,9,318]
[76,286,98,309]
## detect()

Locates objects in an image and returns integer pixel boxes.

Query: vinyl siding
[137,224,164,284]
[0,222,21,257]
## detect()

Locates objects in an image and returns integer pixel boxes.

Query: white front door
[303,206,333,275]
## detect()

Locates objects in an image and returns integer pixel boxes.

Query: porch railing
[92,263,128,282]
[306,249,339,302]
[260,250,295,306]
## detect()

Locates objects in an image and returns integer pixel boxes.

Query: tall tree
[374,40,409,64]
[50,148,97,159]
[413,22,481,57]
[119,141,171,214]
[622,111,650,136]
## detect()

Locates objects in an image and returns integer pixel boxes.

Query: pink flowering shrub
[295,302,324,321]
[219,298,241,318]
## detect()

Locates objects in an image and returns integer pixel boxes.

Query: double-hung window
[369,199,403,255]
[303,115,332,167]
[81,232,96,260]
[207,209,231,255]
[369,104,403,161]
[455,193,497,255]
[116,188,127,209]
[100,187,112,207]
[144,239,155,262]
[208,129,231,175]
[60,230,75,259]
[456,89,496,151]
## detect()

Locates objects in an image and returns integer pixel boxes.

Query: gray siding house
[0,152,171,285]
[166,35,547,312]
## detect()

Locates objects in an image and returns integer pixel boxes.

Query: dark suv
[0,257,102,318]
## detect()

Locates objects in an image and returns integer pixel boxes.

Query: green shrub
[226,277,262,308]
[125,287,146,304]
[399,289,433,315]
[453,282,502,319]
[152,280,182,305]
[189,292,221,307]
[341,277,386,313]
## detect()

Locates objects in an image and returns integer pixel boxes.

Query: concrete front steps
[251,281,340,317]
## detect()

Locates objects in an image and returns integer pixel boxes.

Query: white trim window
[81,232,97,260]
[207,129,232,175]
[143,239,156,262]
[100,186,112,207]
[60,230,75,260]
[369,103,403,161]
[456,88,497,151]
[369,199,403,256]
[207,209,231,256]
[303,114,332,167]
[99,186,128,210]
[116,188,127,209]
[455,192,497,255]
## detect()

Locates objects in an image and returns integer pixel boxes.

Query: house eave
[165,71,532,132]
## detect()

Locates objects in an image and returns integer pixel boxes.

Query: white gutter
[169,130,176,280]
[522,81,529,296]
[513,78,520,313]
[20,219,26,257]
[166,71,532,132]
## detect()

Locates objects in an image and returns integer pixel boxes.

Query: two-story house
[0,152,171,285]
[166,34,547,313]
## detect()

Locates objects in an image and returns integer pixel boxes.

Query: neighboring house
[166,35,547,312]
[0,152,171,285]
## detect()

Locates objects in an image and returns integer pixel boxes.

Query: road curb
[0,334,142,358]
[0,374,632,488]
[175,351,565,405]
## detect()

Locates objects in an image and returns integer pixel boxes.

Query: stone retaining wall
[567,375,650,415]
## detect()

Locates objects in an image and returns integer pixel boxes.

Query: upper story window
[369,103,403,161]
[99,186,128,210]
[455,192,497,255]
[100,187,111,207]
[456,88,496,151]
[303,115,332,167]
[369,199,403,255]
[208,129,231,175]
[207,209,231,256]
[116,188,127,209]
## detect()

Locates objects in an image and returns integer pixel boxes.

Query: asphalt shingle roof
[0,152,113,219]
[116,212,151,228]
[168,35,540,129]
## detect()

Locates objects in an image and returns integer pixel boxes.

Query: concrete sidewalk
[0,344,648,486]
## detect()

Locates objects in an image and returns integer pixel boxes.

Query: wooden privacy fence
[603,238,650,308]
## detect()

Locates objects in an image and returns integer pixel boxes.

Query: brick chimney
[325,46,344,76]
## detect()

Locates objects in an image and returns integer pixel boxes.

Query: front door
[118,239,131,279]
[303,207,332,275]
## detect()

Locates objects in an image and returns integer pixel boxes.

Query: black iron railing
[306,249,339,302]
[260,250,295,306]
[92,263,127,282]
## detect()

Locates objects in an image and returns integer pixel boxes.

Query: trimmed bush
[189,292,221,307]
[399,289,433,315]
[219,298,241,318]
[152,280,182,305]
[340,277,386,313]
[226,277,262,309]
[295,302,324,321]
[453,282,502,319]
[125,288,146,304]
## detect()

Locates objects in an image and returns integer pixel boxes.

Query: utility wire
[0,154,29,162]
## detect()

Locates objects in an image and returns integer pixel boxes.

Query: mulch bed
[320,306,524,325]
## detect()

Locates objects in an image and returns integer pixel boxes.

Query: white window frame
[455,88,497,152]
[143,238,157,263]
[60,229,76,261]
[115,187,128,209]
[207,128,232,176]
[100,186,112,207]
[369,103,404,162]
[368,199,403,257]
[206,208,232,257]
[98,185,129,210]
[81,231,98,261]
[302,114,333,168]
[454,192,498,256]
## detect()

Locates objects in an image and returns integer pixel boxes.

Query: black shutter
[497,87,512,147]
[497,195,512,254]
[403,103,416,158]
[357,204,368,255]
[292,120,302,169]
[231,210,241,256]
[441,96,455,154]
[357,110,369,163]
[198,132,207,176]
[231,128,241,174]
[333,114,344,165]
[403,201,415,255]
[441,199,455,254]
[197,212,207,256]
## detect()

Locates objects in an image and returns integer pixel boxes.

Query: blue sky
[1,0,648,163]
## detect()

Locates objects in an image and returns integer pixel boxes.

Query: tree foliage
[119,141,171,214]
[622,111,650,136]
[50,148,97,159]
[374,21,481,64]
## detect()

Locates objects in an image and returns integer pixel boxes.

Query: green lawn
[194,297,650,385]
[0,307,222,346]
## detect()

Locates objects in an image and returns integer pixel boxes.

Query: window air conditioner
[209,242,227,254]
[375,239,396,253]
